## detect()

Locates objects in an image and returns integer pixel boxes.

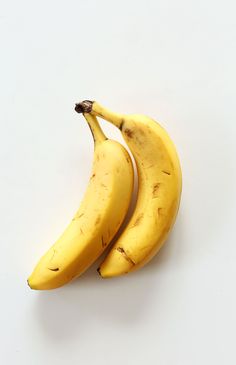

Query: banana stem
[92,102,124,128]
[75,100,124,129]
[83,113,107,143]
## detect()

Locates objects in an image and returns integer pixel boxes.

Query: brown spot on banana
[73,213,84,221]
[152,183,161,198]
[162,170,171,176]
[124,128,134,138]
[131,213,144,228]
[101,236,107,247]
[101,183,108,190]
[158,207,164,215]
[95,215,101,225]
[119,120,125,130]
[116,247,135,266]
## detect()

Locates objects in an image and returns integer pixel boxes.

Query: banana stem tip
[75,100,94,114]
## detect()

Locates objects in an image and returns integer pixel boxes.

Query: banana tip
[27,278,38,290]
[27,278,32,289]
[97,267,105,278]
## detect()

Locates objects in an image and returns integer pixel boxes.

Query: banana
[76,101,182,278]
[28,113,134,289]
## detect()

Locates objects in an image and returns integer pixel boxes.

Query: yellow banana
[28,113,134,289]
[76,101,182,278]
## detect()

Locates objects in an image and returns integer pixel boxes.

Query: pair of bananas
[28,101,182,290]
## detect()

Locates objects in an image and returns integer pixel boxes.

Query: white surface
[1,0,236,364]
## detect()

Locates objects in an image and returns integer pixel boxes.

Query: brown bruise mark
[124,128,134,138]
[73,212,84,221]
[131,213,144,228]
[158,207,164,216]
[101,236,107,248]
[101,183,108,190]
[80,228,84,235]
[152,183,161,198]
[91,173,96,179]
[48,267,59,272]
[116,247,135,266]
[95,215,101,225]
[162,170,171,176]
[119,119,125,130]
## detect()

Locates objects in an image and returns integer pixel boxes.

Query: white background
[1,0,236,364]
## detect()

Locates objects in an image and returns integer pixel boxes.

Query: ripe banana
[76,101,182,278]
[28,113,134,289]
